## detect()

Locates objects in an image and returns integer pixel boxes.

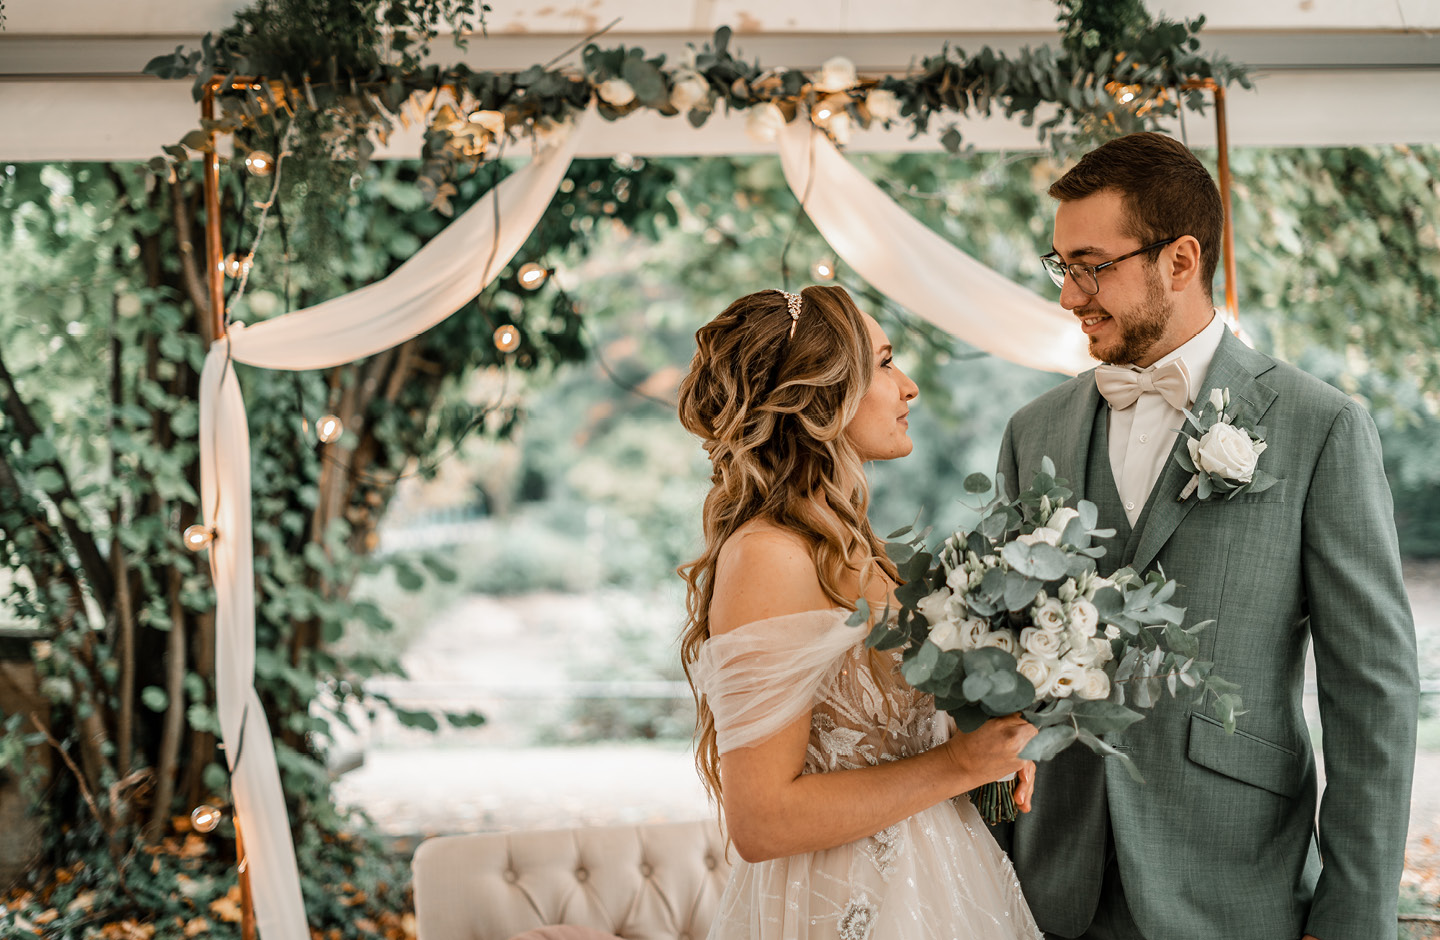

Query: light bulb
[316,414,343,444]
[183,525,214,552]
[814,106,833,122]
[223,253,252,279]
[810,259,836,281]
[244,150,275,176]
[190,804,222,833]
[1120,92,1135,104]
[517,262,548,290]
[493,324,522,353]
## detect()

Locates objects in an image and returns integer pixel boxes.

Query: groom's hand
[1014,760,1037,813]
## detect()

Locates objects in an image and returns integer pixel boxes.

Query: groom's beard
[1084,268,1170,365]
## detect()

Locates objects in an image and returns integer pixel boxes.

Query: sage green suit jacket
[995,331,1418,940]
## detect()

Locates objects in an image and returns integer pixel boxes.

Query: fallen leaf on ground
[208,886,242,924]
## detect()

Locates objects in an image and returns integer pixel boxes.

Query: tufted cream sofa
[412,819,733,940]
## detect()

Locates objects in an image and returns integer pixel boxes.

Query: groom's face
[1052,190,1173,367]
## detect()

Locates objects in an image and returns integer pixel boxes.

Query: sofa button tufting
[503,870,518,883]
[575,867,589,881]
[640,863,653,876]
[704,855,717,870]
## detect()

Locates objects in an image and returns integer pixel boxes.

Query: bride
[676,285,1043,940]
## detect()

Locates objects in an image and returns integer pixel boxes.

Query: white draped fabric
[777,122,1093,376]
[197,116,583,939]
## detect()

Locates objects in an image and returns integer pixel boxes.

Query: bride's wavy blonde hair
[676,285,902,803]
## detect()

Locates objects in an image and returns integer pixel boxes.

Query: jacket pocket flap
[1186,713,1300,798]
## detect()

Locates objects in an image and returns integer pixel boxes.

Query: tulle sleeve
[690,608,864,754]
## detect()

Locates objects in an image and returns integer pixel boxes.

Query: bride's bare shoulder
[709,521,830,636]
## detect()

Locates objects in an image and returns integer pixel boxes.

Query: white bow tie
[1094,359,1192,412]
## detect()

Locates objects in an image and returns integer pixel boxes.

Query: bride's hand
[1013,760,1037,813]
[942,714,1037,788]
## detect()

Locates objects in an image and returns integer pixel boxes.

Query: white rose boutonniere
[1175,387,1280,502]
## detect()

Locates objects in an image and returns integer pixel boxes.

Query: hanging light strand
[226,121,298,324]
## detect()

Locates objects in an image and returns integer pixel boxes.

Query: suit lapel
[1128,331,1279,574]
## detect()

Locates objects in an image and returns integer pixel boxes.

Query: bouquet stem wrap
[971,779,1018,826]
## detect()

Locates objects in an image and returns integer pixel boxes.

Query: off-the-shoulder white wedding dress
[692,609,1041,940]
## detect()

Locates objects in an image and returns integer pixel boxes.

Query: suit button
[1125,501,1135,511]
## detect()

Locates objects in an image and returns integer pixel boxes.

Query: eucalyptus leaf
[964,472,992,494]
[1019,724,1077,761]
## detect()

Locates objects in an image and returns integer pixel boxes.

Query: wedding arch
[96,3,1262,936]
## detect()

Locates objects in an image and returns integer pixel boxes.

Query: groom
[994,132,1418,940]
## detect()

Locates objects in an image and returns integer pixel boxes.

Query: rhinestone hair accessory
[780,289,803,338]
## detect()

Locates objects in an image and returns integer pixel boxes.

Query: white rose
[1045,506,1080,539]
[815,55,857,93]
[1188,422,1263,483]
[1069,599,1099,635]
[1017,526,1061,547]
[958,618,990,651]
[1104,623,1123,641]
[1020,627,1062,660]
[929,620,964,652]
[745,102,787,143]
[1016,653,1054,692]
[1058,579,1078,603]
[915,588,953,627]
[1064,632,1107,667]
[982,630,1017,655]
[1045,662,1087,699]
[669,73,710,112]
[946,565,970,594]
[866,88,902,123]
[1033,598,1067,632]
[982,554,1000,568]
[1209,387,1226,412]
[826,110,852,145]
[1076,668,1112,701]
[596,78,636,107]
[1089,636,1115,664]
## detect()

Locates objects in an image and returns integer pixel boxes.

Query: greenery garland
[145,0,1251,213]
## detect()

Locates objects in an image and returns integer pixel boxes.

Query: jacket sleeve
[1302,401,1419,940]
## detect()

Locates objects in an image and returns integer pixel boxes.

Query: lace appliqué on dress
[866,824,903,879]
[838,896,878,940]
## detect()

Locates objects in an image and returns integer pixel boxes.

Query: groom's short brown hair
[1050,132,1224,301]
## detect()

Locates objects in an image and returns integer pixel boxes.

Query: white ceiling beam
[5,66,1439,164]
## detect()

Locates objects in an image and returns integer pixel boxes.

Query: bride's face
[846,313,919,462]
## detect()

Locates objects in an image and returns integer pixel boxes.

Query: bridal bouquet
[857,459,1241,823]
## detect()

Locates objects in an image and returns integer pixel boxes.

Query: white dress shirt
[1107,313,1227,524]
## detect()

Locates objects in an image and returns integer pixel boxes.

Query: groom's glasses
[1040,237,1180,295]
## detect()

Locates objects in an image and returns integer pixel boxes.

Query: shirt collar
[1152,311,1225,406]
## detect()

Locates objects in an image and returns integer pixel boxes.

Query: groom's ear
[1164,235,1203,295]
